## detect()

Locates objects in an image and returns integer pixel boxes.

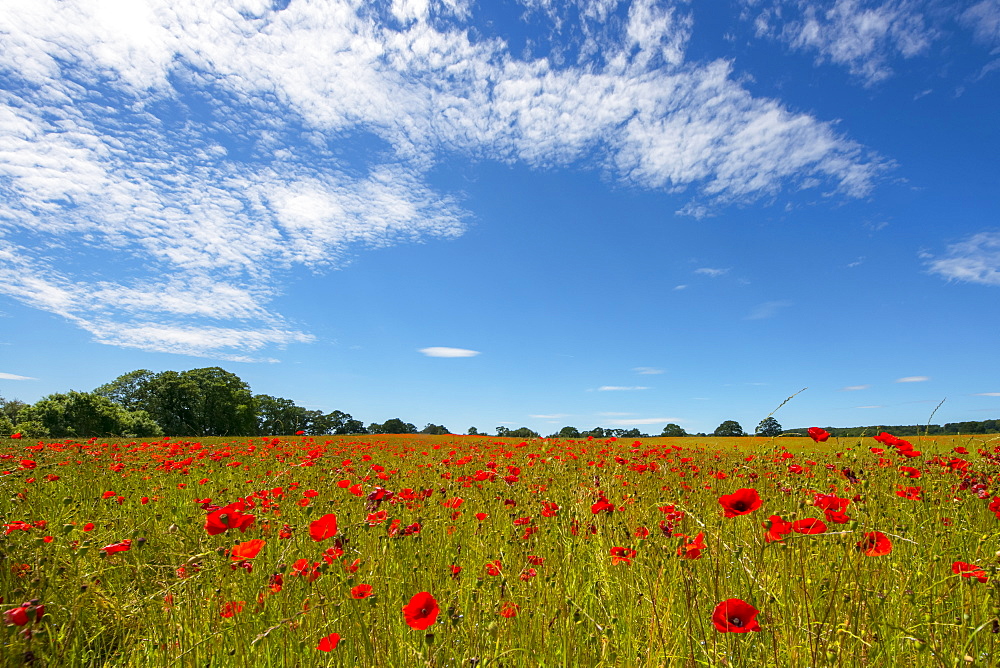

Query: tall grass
[1,432,998,666]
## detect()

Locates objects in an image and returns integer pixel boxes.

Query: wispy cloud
[597,412,636,417]
[854,404,884,409]
[840,384,870,391]
[633,367,665,375]
[597,386,650,391]
[0,1,883,358]
[606,417,683,425]
[0,372,36,380]
[895,376,929,383]
[419,347,481,358]
[974,392,1000,396]
[673,284,688,291]
[925,231,1000,286]
[961,0,1000,46]
[747,0,937,85]
[745,300,792,320]
[695,267,731,278]
[530,414,570,419]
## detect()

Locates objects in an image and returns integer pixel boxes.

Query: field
[2,430,999,667]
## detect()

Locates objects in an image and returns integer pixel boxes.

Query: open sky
[1,0,999,436]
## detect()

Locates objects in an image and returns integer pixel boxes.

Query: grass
[1,431,999,667]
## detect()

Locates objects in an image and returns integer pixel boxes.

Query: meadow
[1,429,999,667]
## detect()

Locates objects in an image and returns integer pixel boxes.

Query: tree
[94,370,157,412]
[17,391,162,438]
[0,397,27,425]
[506,427,540,439]
[467,427,479,435]
[714,420,745,437]
[370,418,417,435]
[255,394,308,435]
[421,424,450,435]
[0,414,14,436]
[556,426,581,439]
[755,417,782,437]
[661,423,688,437]
[495,426,510,437]
[580,427,605,438]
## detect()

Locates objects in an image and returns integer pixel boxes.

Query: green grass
[1,432,999,667]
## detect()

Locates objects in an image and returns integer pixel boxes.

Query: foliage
[368,418,417,434]
[420,424,450,435]
[495,426,540,438]
[661,423,688,437]
[16,391,162,438]
[714,420,745,437]
[755,417,782,437]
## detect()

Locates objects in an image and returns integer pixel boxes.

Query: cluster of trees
[786,420,1000,438]
[0,368,452,439]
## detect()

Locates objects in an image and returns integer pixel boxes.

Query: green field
[2,432,999,667]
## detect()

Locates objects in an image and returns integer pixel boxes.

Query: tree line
[1,368,996,438]
[0,367,451,439]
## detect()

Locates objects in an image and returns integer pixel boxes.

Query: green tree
[661,423,688,437]
[755,417,782,437]
[467,427,479,435]
[506,427,540,438]
[370,418,417,435]
[714,420,745,437]
[255,394,308,435]
[0,397,28,425]
[94,369,156,412]
[420,424,450,435]
[18,391,162,438]
[556,426,581,439]
[0,414,14,436]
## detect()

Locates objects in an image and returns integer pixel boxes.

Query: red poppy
[856,532,892,556]
[204,502,255,536]
[309,514,338,541]
[351,584,373,599]
[230,539,266,561]
[762,515,793,542]
[791,518,827,535]
[83,523,95,532]
[677,532,706,559]
[895,486,922,501]
[499,602,519,618]
[711,598,761,633]
[609,546,637,565]
[591,496,615,514]
[718,488,762,517]
[484,560,502,576]
[100,539,132,554]
[634,525,650,539]
[475,512,488,522]
[953,561,988,583]
[220,601,245,618]
[402,591,439,630]
[317,632,340,651]
[295,430,306,435]
[10,433,22,439]
[807,427,831,442]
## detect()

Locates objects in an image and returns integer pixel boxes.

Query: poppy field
[2,429,1000,667]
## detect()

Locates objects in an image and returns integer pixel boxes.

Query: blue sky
[1,0,999,435]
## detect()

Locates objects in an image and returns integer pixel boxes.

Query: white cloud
[895,376,929,383]
[673,284,688,290]
[961,0,1000,46]
[695,267,730,277]
[745,300,792,319]
[606,417,682,425]
[0,372,36,380]
[925,232,1000,286]
[530,413,570,419]
[419,346,481,358]
[747,0,937,85]
[633,366,664,375]
[854,404,884,408]
[597,411,635,416]
[0,1,883,358]
[974,392,1000,396]
[597,385,650,391]
[840,384,870,391]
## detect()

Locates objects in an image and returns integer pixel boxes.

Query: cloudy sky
[1,0,998,435]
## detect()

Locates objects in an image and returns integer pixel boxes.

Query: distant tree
[506,427,540,439]
[755,417,782,437]
[94,369,157,412]
[0,397,28,425]
[557,426,581,439]
[714,420,745,437]
[18,391,162,438]
[421,423,450,435]
[467,427,479,435]
[580,427,605,438]
[661,423,688,437]
[371,418,417,435]
[255,394,307,435]
[0,414,14,436]
[496,426,510,437]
